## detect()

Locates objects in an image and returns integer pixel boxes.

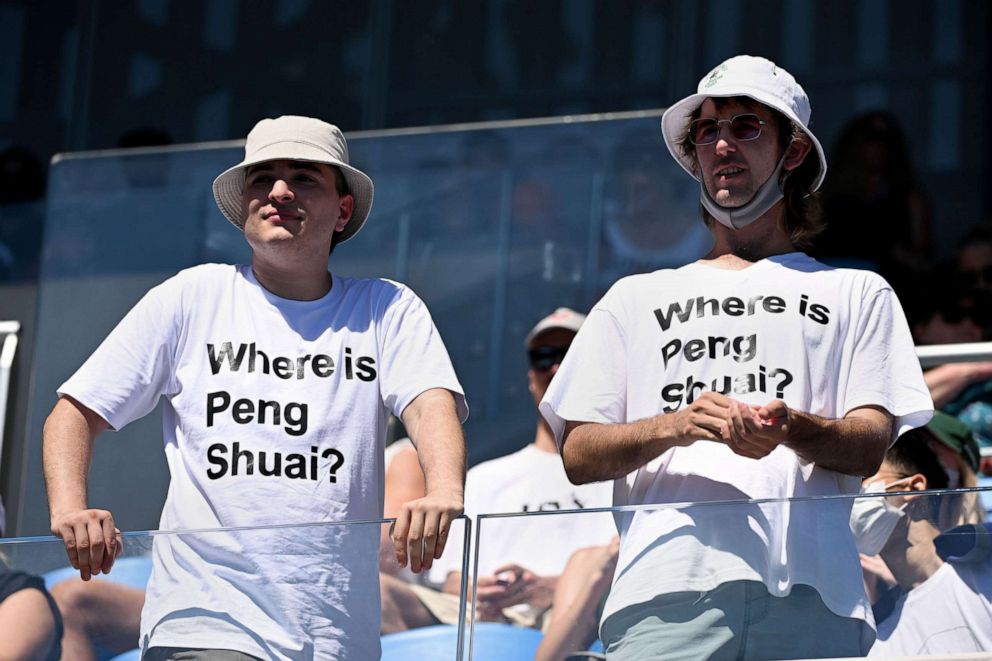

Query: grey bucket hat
[212,115,374,244]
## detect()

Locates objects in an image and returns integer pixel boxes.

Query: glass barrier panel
[472,489,992,660]
[0,516,469,660]
[0,198,45,284]
[21,112,717,539]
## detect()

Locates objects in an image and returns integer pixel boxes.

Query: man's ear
[783,137,812,172]
[335,194,355,232]
[904,472,929,499]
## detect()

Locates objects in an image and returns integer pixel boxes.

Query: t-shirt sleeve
[377,286,468,422]
[539,295,628,452]
[58,281,181,431]
[844,285,933,440]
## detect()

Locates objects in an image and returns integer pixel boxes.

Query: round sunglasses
[688,113,766,146]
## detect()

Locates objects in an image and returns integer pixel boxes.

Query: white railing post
[916,341,992,369]
[0,321,21,475]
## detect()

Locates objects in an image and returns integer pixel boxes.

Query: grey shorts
[143,648,263,661]
[600,580,872,660]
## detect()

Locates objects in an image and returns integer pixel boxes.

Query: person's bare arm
[0,588,59,660]
[393,388,466,573]
[561,392,732,484]
[43,396,120,580]
[535,538,619,661]
[924,363,992,409]
[725,400,893,477]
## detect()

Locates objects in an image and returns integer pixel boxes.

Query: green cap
[927,411,981,473]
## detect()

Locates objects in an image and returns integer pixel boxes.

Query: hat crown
[212,114,375,242]
[525,306,586,347]
[698,55,811,126]
[245,115,350,165]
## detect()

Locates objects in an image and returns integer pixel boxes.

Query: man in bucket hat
[540,56,933,658]
[43,116,468,659]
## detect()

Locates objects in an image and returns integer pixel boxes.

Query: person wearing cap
[381,308,614,631]
[540,55,934,658]
[42,116,468,659]
[859,426,992,656]
[925,411,986,527]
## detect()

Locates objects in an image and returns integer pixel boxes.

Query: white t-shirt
[430,443,615,583]
[870,560,992,656]
[540,253,933,632]
[59,264,467,660]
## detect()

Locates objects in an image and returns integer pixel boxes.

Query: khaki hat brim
[211,145,374,245]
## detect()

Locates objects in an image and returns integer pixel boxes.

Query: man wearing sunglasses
[424,307,614,628]
[541,56,933,659]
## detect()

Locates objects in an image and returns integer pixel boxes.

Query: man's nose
[714,130,737,155]
[268,179,294,203]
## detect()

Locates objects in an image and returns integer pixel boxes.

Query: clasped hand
[675,392,791,459]
[474,563,553,620]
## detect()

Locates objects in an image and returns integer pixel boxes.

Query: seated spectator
[958,223,992,296]
[908,272,992,475]
[598,128,710,289]
[815,110,932,294]
[388,308,615,631]
[865,427,992,655]
[0,566,62,660]
[924,413,985,527]
[948,225,992,473]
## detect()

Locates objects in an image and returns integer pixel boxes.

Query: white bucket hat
[660,55,827,191]
[212,115,374,244]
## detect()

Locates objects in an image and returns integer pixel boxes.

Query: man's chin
[712,191,750,208]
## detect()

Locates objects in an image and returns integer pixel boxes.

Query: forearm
[562,416,674,484]
[924,363,990,409]
[403,388,466,498]
[785,407,892,477]
[43,397,106,524]
[536,545,617,661]
[536,581,605,661]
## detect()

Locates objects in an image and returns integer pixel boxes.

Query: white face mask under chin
[849,479,911,556]
[699,152,788,230]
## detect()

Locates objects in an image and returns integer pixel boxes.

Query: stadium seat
[106,650,141,661]
[381,622,544,660]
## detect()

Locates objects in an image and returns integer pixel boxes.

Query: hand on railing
[391,489,463,574]
[50,508,123,581]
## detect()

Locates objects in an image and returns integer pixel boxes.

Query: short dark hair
[675,96,825,249]
[888,428,949,491]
